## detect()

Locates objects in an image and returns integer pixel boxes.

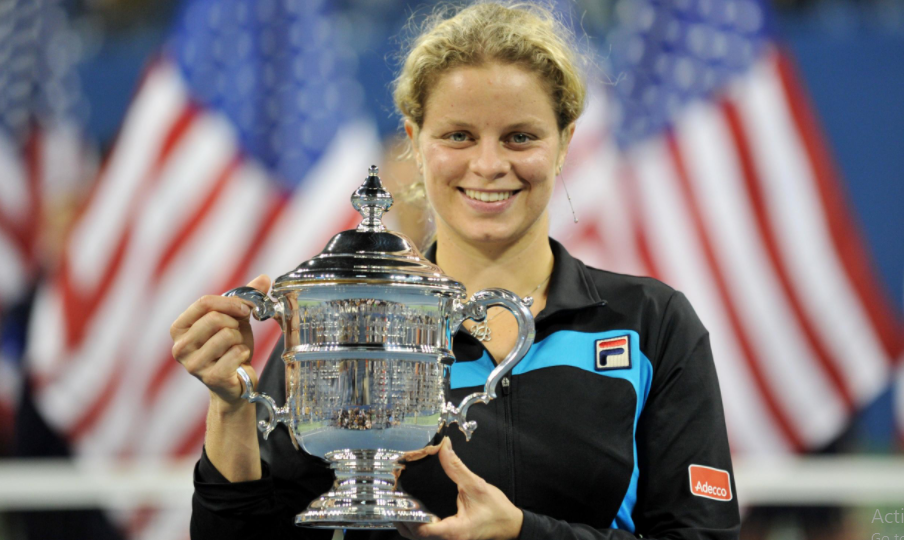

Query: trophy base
[295,449,436,529]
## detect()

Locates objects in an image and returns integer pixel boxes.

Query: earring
[558,172,578,224]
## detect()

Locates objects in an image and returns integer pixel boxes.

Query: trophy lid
[272,166,465,294]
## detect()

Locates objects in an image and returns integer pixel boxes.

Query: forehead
[422,62,557,127]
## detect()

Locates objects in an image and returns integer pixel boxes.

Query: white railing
[1,456,904,510]
[735,456,904,506]
[0,458,196,510]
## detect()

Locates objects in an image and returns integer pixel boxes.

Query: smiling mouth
[461,188,520,202]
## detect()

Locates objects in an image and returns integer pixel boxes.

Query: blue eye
[449,132,468,142]
[511,133,531,144]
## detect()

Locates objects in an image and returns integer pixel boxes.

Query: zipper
[500,376,516,502]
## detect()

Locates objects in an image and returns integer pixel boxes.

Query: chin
[438,210,548,248]
[462,225,528,246]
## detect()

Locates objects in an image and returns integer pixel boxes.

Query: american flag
[24,0,380,537]
[15,0,904,537]
[1,0,95,438]
[551,0,903,454]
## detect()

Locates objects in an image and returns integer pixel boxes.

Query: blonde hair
[393,1,587,134]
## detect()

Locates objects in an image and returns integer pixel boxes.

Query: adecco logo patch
[688,465,732,501]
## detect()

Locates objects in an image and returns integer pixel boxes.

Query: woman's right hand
[170,274,272,408]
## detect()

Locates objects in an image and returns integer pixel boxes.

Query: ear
[557,123,577,170]
[404,119,422,166]
[564,122,576,145]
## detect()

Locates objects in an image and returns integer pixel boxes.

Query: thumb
[246,274,271,294]
[437,437,480,489]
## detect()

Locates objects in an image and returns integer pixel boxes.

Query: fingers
[169,275,273,404]
[395,519,442,540]
[208,344,254,389]
[169,274,270,341]
[172,310,242,361]
[247,274,271,294]
[399,440,520,540]
[175,317,244,368]
[437,438,483,492]
[188,340,255,403]
[401,439,444,464]
[182,325,245,373]
[170,295,250,340]
[199,344,255,400]
[413,519,453,540]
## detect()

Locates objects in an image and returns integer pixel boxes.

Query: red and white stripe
[0,122,93,309]
[19,42,903,540]
[25,60,381,538]
[555,46,903,455]
[1,116,95,426]
[0,131,35,308]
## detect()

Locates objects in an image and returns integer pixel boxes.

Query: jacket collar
[541,238,607,319]
[423,238,606,323]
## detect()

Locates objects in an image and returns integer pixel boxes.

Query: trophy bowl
[223,166,536,529]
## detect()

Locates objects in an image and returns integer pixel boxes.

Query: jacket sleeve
[189,345,335,540]
[519,291,741,540]
[191,448,325,540]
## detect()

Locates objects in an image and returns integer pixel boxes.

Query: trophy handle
[441,289,536,441]
[235,366,289,440]
[223,286,287,440]
[223,286,283,322]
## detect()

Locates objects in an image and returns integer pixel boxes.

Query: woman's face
[408,62,572,247]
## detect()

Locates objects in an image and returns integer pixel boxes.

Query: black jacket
[192,239,741,539]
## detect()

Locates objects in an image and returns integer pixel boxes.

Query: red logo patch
[688,465,732,501]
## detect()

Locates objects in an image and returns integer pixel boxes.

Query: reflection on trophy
[223,166,536,529]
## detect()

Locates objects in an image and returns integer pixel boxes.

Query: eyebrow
[507,121,545,131]
[440,119,547,131]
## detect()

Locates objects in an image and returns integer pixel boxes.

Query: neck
[434,215,554,298]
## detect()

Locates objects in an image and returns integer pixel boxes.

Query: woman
[170,3,741,539]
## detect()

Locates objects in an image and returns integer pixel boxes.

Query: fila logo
[688,465,732,501]
[594,336,631,371]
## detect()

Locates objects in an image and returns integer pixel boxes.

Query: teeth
[463,189,514,202]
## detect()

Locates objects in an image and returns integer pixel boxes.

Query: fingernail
[240,304,250,315]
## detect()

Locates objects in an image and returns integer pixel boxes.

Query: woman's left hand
[396,437,523,540]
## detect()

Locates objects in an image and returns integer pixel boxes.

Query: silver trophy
[223,166,535,529]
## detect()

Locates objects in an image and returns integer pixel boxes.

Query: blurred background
[0,0,901,539]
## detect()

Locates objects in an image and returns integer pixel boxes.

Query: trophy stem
[295,449,436,529]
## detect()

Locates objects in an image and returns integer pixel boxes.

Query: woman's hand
[170,275,271,409]
[396,437,524,540]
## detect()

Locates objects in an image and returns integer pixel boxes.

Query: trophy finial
[351,164,393,232]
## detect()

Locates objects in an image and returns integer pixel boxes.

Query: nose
[469,139,510,181]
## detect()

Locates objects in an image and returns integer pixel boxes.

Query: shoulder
[549,238,677,311]
[565,252,707,364]
[573,251,697,322]
[584,262,677,308]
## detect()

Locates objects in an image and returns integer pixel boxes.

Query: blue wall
[781,15,904,312]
